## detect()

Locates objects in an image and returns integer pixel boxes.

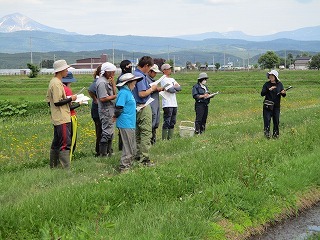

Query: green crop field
[0,70,319,239]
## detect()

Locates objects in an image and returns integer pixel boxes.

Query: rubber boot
[168,129,174,140]
[59,150,70,169]
[99,142,108,156]
[107,140,113,157]
[162,129,169,140]
[151,128,156,145]
[50,149,59,168]
[264,130,270,139]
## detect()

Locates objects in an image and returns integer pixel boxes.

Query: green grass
[0,70,319,239]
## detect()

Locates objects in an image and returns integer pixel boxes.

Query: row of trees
[258,51,320,70]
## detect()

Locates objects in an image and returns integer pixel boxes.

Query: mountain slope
[0,13,75,35]
[176,26,320,41]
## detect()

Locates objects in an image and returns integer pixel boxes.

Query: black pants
[194,102,208,134]
[51,122,72,151]
[93,117,102,155]
[162,107,177,129]
[263,107,280,137]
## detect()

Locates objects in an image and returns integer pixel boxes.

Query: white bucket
[179,121,195,137]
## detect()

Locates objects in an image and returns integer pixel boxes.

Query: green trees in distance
[258,51,280,70]
[27,63,40,78]
[309,53,320,70]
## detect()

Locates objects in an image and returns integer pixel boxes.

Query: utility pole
[112,42,115,64]
[212,55,215,71]
[30,37,33,64]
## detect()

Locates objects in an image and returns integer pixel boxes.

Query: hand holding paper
[73,94,91,104]
[205,91,220,99]
[136,98,154,112]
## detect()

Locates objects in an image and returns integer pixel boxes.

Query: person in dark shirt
[261,70,286,139]
[192,72,211,134]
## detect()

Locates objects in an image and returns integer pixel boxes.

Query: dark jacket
[192,83,210,105]
[261,81,286,108]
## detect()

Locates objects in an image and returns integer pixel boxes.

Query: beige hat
[53,60,69,73]
[116,73,143,87]
[198,72,208,80]
[150,64,161,73]
[161,63,172,71]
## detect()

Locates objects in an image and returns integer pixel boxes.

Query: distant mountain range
[0,13,319,68]
[175,26,320,42]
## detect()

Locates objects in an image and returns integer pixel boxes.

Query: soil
[249,203,320,240]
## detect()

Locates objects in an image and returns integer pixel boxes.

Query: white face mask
[201,80,207,85]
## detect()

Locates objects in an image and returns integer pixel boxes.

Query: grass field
[0,70,319,239]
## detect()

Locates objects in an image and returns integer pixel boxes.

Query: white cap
[100,62,117,76]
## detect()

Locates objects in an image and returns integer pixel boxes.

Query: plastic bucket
[179,121,195,137]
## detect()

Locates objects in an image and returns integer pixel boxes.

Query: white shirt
[160,75,179,108]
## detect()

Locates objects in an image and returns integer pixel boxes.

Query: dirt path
[250,203,320,240]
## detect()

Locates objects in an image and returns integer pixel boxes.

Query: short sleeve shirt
[116,86,136,129]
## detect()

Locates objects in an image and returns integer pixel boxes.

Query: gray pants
[119,128,136,169]
[99,107,115,142]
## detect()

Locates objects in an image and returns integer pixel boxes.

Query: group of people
[46,56,287,171]
[47,56,182,172]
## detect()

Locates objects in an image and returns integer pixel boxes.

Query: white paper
[149,75,166,87]
[73,94,91,104]
[136,97,154,112]
[205,91,220,99]
[159,91,168,100]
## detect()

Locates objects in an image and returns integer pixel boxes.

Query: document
[73,94,91,104]
[149,75,166,87]
[136,97,154,112]
[205,91,220,99]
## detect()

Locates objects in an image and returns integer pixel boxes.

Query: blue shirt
[116,86,136,129]
[132,68,150,104]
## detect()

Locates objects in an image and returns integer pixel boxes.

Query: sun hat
[53,59,69,73]
[62,71,77,83]
[161,63,172,71]
[150,64,161,73]
[198,72,208,80]
[267,70,280,81]
[100,62,117,76]
[116,73,143,87]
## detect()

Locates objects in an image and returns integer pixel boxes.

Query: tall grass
[0,70,319,239]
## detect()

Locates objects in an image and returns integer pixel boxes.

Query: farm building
[294,57,311,70]
[70,54,108,69]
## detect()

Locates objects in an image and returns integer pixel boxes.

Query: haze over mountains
[1,13,320,42]
[0,13,319,68]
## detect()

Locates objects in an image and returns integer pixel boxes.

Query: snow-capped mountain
[0,13,76,34]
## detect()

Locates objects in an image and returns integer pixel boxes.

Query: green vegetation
[0,70,319,239]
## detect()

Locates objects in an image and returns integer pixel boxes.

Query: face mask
[122,66,132,74]
[201,80,207,85]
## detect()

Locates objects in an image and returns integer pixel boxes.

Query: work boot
[59,150,70,169]
[162,129,169,140]
[168,129,174,140]
[99,142,108,156]
[49,149,59,168]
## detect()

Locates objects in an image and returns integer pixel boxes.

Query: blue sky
[0,0,319,37]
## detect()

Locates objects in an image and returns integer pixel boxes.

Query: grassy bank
[0,70,319,239]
